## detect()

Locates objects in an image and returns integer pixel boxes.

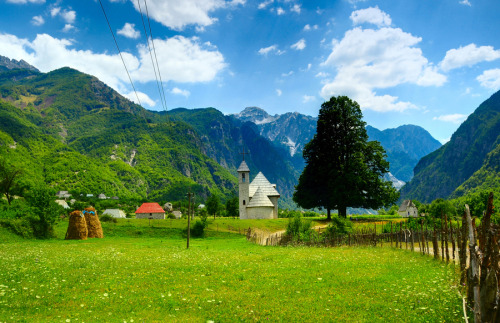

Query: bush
[167,213,176,219]
[0,218,35,238]
[100,214,117,223]
[190,220,207,238]
[285,213,317,243]
[323,216,353,238]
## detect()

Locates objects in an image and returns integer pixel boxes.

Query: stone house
[103,209,126,218]
[135,203,165,219]
[398,200,419,218]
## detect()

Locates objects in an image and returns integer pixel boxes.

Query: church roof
[399,200,416,212]
[249,172,280,197]
[237,160,250,172]
[247,186,275,208]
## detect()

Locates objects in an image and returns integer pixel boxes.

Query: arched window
[243,200,246,205]
[242,173,246,182]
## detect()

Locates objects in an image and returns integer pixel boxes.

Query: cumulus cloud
[281,71,293,77]
[50,7,76,24]
[291,39,306,50]
[258,44,284,56]
[0,33,226,106]
[459,0,471,6]
[6,0,45,3]
[276,89,282,96]
[433,114,468,124]
[276,7,285,15]
[171,87,191,97]
[62,24,75,33]
[131,0,244,31]
[350,6,391,27]
[31,15,45,26]
[291,4,301,14]
[439,44,500,71]
[117,23,140,39]
[50,7,61,17]
[320,25,446,112]
[258,0,273,9]
[125,91,156,107]
[303,24,318,31]
[303,95,315,103]
[477,68,500,90]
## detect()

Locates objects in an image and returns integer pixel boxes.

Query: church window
[243,200,246,205]
[242,173,246,182]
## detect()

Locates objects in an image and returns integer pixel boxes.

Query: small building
[163,202,173,212]
[86,194,94,198]
[237,160,280,219]
[103,209,126,218]
[135,203,165,219]
[398,200,419,218]
[172,210,182,219]
[198,204,205,209]
[111,196,119,200]
[55,199,70,209]
[56,191,71,199]
[98,193,107,200]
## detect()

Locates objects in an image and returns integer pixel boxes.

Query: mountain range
[3,55,494,211]
[400,90,500,203]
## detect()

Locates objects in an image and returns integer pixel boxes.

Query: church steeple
[237,160,250,219]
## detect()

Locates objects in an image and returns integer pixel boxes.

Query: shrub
[100,214,117,223]
[190,220,207,238]
[285,213,317,243]
[167,213,176,219]
[323,216,353,239]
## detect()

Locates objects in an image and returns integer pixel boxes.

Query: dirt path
[248,225,329,246]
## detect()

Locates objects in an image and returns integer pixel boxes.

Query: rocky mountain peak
[233,107,277,124]
[0,55,39,72]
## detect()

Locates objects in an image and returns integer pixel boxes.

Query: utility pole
[187,189,193,249]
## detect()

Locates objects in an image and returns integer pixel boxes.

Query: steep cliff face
[401,90,500,203]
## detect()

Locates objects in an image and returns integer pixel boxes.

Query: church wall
[246,207,274,219]
[269,196,279,219]
[238,171,249,219]
[136,212,165,220]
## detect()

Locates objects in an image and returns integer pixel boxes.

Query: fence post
[466,204,481,322]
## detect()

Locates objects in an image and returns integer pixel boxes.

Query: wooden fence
[245,193,499,323]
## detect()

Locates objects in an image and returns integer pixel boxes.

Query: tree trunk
[339,206,347,218]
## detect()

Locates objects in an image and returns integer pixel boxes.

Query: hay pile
[65,211,88,240]
[84,207,104,238]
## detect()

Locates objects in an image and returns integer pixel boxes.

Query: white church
[237,160,280,219]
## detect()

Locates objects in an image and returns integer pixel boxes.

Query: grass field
[0,219,467,322]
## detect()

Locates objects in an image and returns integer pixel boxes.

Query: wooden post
[433,222,439,260]
[420,219,425,255]
[460,211,468,284]
[187,191,192,249]
[444,214,449,263]
[425,222,430,256]
[466,204,481,322]
[441,214,445,261]
[390,222,393,248]
[399,222,403,249]
[450,220,456,261]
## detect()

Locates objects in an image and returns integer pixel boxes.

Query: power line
[143,0,169,118]
[136,0,167,114]
[98,0,143,108]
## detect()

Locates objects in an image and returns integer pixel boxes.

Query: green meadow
[0,220,466,322]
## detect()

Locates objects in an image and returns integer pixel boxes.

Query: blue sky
[1,0,500,143]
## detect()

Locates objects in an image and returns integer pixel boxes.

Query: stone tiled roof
[237,160,250,172]
[249,172,280,197]
[399,200,416,212]
[247,186,274,208]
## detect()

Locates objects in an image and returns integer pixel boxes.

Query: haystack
[83,207,104,238]
[65,210,88,240]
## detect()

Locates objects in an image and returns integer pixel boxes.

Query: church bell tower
[237,160,250,219]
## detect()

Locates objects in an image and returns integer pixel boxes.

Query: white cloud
[350,6,391,27]
[281,71,293,77]
[303,24,318,31]
[50,7,61,17]
[6,0,45,3]
[276,7,285,15]
[433,114,468,124]
[117,23,140,39]
[61,10,76,24]
[258,44,284,56]
[439,137,451,145]
[31,15,45,26]
[62,24,75,33]
[0,32,226,104]
[276,89,282,96]
[291,38,306,50]
[303,95,315,103]
[258,0,273,9]
[291,4,301,14]
[440,44,500,71]
[459,0,471,6]
[131,0,244,31]
[477,68,500,90]
[171,87,191,97]
[315,71,329,78]
[125,91,156,107]
[320,25,446,112]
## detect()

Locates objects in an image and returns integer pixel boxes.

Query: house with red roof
[135,202,165,219]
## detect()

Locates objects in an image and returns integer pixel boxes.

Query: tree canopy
[293,96,399,218]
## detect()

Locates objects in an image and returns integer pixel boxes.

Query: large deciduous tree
[0,159,23,205]
[293,96,399,219]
